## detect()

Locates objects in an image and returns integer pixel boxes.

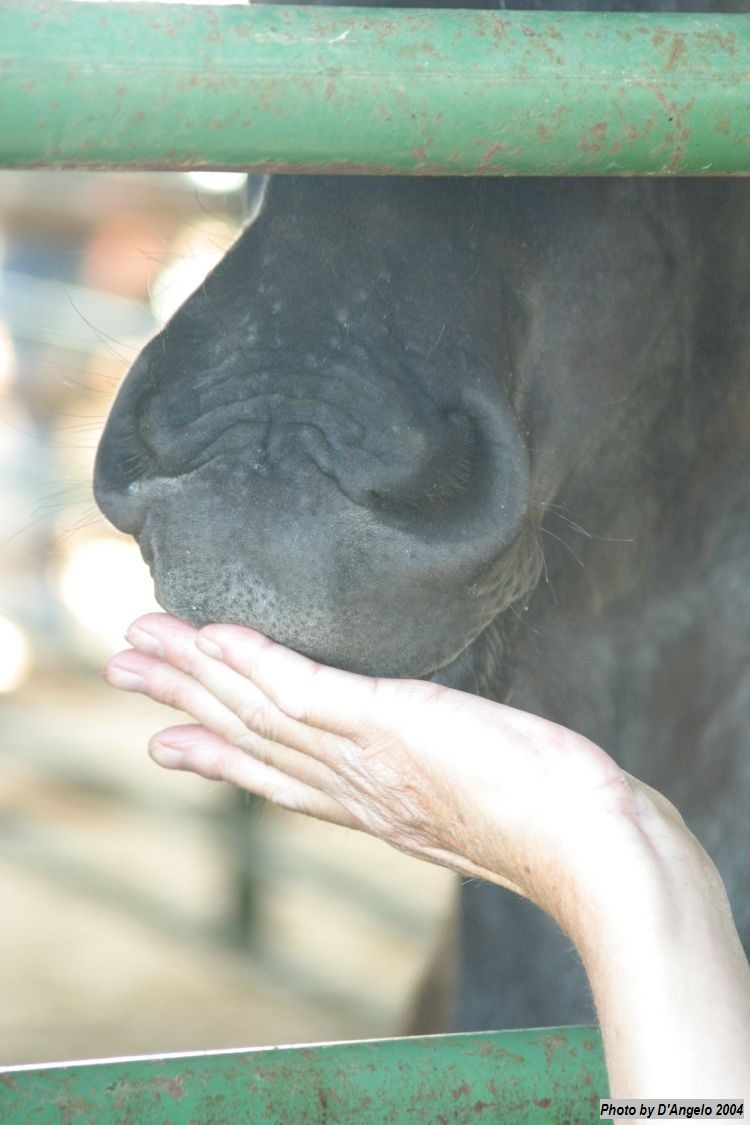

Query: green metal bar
[1,3,749,175]
[0,1027,607,1123]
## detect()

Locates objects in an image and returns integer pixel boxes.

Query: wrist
[554,778,720,946]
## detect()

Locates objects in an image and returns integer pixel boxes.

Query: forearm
[559,784,750,1098]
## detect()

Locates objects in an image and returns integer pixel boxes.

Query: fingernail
[196,635,223,659]
[106,666,144,691]
[125,626,164,658]
[150,741,185,768]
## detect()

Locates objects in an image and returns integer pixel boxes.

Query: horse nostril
[332,407,481,525]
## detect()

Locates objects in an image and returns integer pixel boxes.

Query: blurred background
[0,168,453,1066]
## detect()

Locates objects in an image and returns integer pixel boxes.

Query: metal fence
[0,1026,607,1123]
[1,3,749,175]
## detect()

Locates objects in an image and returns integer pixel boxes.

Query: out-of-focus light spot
[0,395,30,468]
[150,257,209,324]
[0,614,32,693]
[58,536,160,653]
[186,172,247,195]
[0,320,16,392]
[150,219,239,323]
[82,214,165,301]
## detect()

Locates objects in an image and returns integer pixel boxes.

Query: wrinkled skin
[95,0,750,1031]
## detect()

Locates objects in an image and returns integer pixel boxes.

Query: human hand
[104,614,750,1096]
[104,612,637,932]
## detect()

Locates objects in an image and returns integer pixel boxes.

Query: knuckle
[325,732,369,780]
[236,695,275,739]
[234,728,259,754]
[147,665,187,712]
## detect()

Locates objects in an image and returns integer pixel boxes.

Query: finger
[123,621,282,735]
[126,614,350,761]
[195,622,393,737]
[193,622,527,749]
[105,646,346,796]
[105,646,243,737]
[128,611,198,643]
[149,723,361,828]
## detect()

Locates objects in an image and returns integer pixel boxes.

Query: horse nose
[93,473,148,536]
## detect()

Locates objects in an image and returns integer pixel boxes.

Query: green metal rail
[1,3,749,175]
[0,1027,607,1123]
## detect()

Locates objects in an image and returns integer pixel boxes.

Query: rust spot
[696,27,738,55]
[452,1080,471,1099]
[668,144,688,173]
[501,1099,532,1115]
[650,25,668,51]
[325,79,336,100]
[486,16,512,45]
[477,140,508,172]
[529,1032,568,1065]
[666,34,686,70]
[153,1075,186,1100]
[1,1074,18,1090]
[54,1094,87,1125]
[536,1097,553,1108]
[578,120,608,154]
[480,1043,526,1064]
[420,40,440,58]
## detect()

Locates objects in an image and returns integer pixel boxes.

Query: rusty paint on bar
[0,1027,607,1122]
[0,4,749,174]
